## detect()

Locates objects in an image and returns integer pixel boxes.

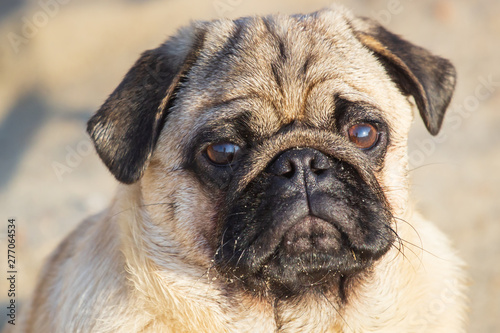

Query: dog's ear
[87,27,206,184]
[352,17,456,135]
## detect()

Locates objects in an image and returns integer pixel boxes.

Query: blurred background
[0,0,498,331]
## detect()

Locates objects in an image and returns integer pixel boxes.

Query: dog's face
[88,7,455,299]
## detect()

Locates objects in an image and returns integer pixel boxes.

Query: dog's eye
[206,142,241,165]
[348,123,379,150]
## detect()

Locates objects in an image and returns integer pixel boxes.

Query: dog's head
[88,7,455,298]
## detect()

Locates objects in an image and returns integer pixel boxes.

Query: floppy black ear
[352,17,456,135]
[87,28,206,184]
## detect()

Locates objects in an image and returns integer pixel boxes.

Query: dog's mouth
[216,209,390,296]
[281,215,343,255]
[256,215,351,291]
[214,148,394,296]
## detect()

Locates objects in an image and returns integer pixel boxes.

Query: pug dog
[14,5,467,333]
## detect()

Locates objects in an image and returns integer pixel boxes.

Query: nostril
[280,159,296,178]
[311,167,326,176]
[310,157,329,176]
[282,167,295,179]
[269,157,296,178]
[269,148,332,179]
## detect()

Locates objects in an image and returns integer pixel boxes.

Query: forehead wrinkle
[190,17,289,125]
[258,13,369,124]
[226,21,288,119]
[192,95,282,142]
[257,15,326,123]
[187,11,382,139]
[209,16,331,111]
[336,91,384,111]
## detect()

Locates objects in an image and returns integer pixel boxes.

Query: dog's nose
[268,148,332,181]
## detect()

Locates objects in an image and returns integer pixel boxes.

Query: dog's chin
[216,209,393,297]
[224,216,379,296]
[259,216,369,291]
[214,193,394,296]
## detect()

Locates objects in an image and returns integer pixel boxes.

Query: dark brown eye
[206,142,241,165]
[348,123,379,150]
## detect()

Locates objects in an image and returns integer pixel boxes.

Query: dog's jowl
[13,5,467,333]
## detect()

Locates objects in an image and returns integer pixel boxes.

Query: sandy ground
[0,0,498,331]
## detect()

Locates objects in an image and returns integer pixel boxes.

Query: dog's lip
[243,214,340,273]
[281,215,342,254]
[282,215,333,242]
